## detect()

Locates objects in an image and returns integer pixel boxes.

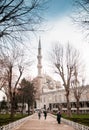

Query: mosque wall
[40,86,89,113]
[35,40,89,113]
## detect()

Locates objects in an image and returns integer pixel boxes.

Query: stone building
[32,39,62,109]
[33,39,89,113]
[40,86,89,113]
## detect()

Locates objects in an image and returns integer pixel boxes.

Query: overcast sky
[1,0,89,100]
[28,0,89,82]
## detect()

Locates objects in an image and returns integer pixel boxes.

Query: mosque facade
[32,40,89,113]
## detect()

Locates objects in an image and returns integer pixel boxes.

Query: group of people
[38,109,61,124]
[38,110,47,120]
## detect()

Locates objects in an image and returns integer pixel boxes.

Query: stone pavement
[12,113,75,130]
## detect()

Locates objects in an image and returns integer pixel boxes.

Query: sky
[44,0,73,19]
[28,0,89,81]
[1,0,89,100]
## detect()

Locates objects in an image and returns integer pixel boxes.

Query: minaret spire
[37,38,42,77]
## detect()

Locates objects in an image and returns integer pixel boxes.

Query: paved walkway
[13,113,75,130]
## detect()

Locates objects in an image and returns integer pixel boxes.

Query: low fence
[0,115,33,130]
[61,118,89,130]
[1,114,89,130]
[50,113,89,130]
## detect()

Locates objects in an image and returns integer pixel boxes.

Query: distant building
[32,39,63,109]
[32,39,89,113]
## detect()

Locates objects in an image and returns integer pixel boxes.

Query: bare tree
[0,0,47,46]
[72,0,89,36]
[71,65,86,114]
[50,43,81,117]
[0,45,32,118]
[0,57,10,101]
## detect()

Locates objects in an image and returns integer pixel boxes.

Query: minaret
[36,38,43,109]
[37,38,42,77]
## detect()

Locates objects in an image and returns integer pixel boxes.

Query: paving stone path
[13,113,75,130]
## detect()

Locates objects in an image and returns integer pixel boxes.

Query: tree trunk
[66,91,71,117]
[21,96,24,115]
[32,103,34,114]
[28,101,30,115]
[76,98,80,115]
[10,92,16,119]
[21,103,24,115]
[10,97,15,119]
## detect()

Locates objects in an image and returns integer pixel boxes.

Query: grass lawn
[0,114,28,126]
[62,114,89,126]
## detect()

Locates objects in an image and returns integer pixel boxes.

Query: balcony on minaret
[37,55,42,59]
[37,64,42,68]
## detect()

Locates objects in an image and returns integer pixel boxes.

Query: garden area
[62,114,89,127]
[0,112,89,127]
[0,114,28,126]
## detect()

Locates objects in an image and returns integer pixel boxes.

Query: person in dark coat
[43,110,47,119]
[57,111,61,124]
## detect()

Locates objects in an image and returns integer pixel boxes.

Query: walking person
[43,110,47,119]
[38,110,41,119]
[57,111,61,124]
